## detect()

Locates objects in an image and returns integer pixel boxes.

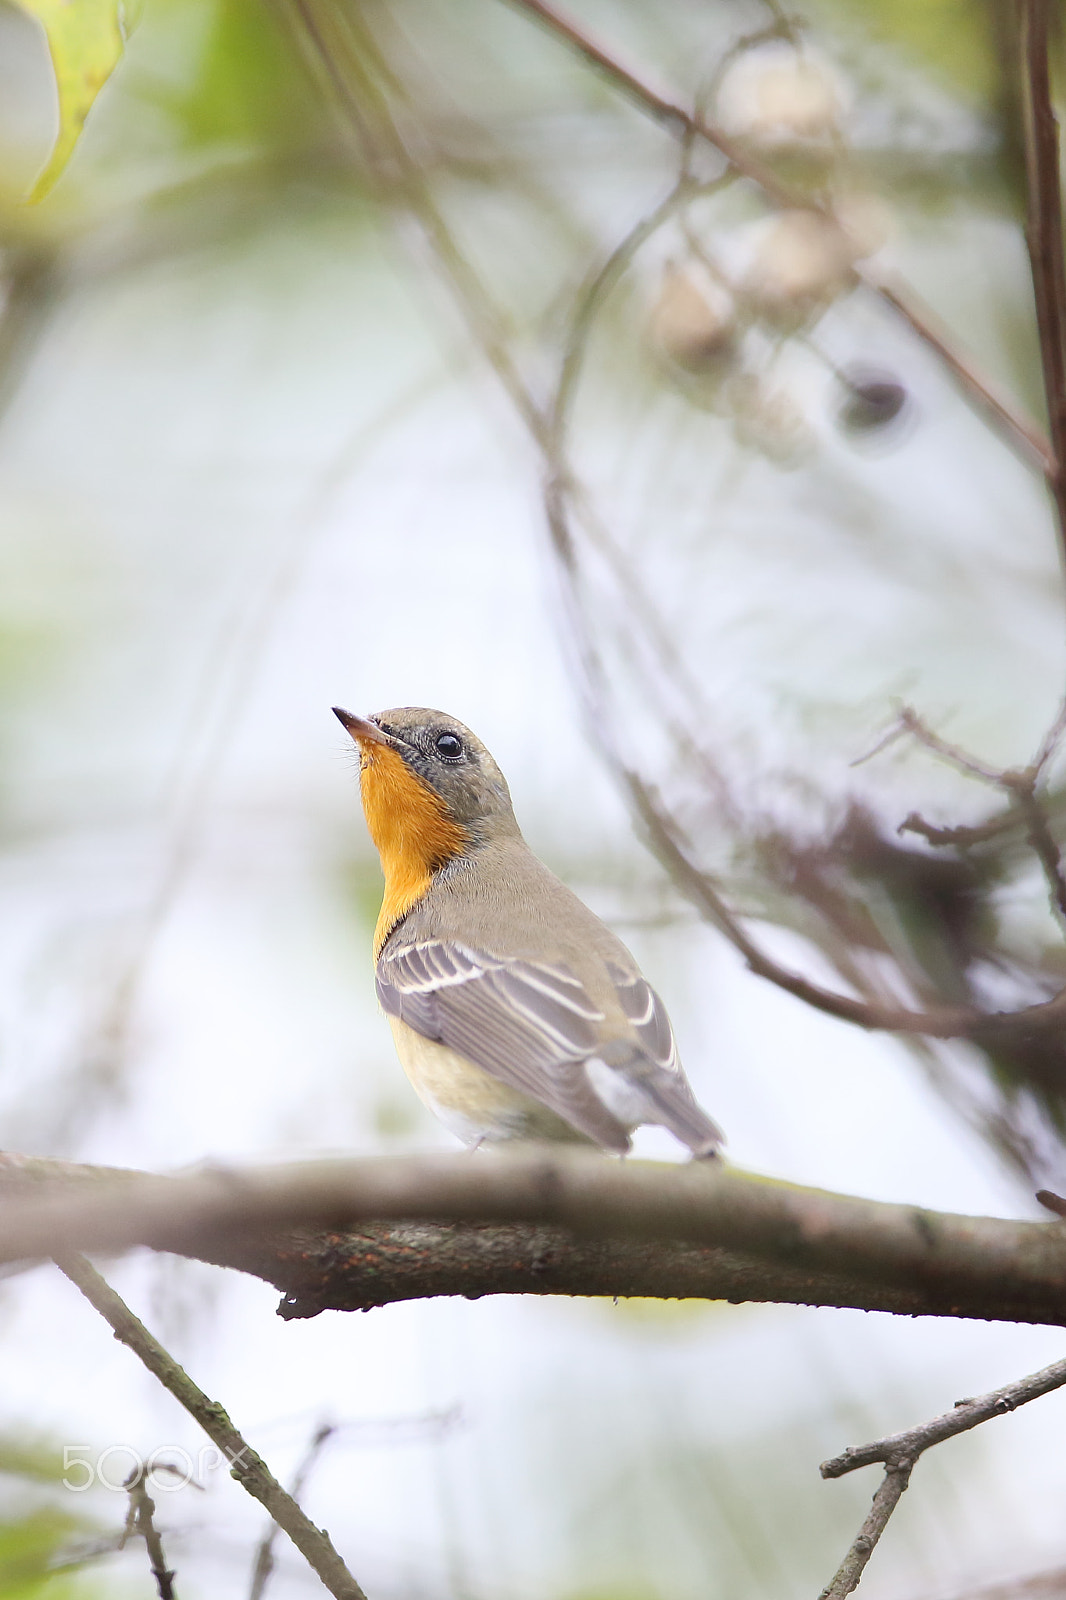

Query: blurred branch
[564,679,1066,1042]
[2,1151,1065,1327]
[248,1421,336,1600]
[931,1567,1066,1600]
[818,1354,1066,1598]
[282,0,546,440]
[55,1252,366,1600]
[1020,0,1066,562]
[504,0,1055,476]
[121,1465,177,1600]
[285,0,1066,1048]
[74,360,450,1134]
[879,705,1066,932]
[898,810,1019,849]
[546,192,1066,1046]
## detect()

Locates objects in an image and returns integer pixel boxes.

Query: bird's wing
[604,960,723,1153]
[375,938,632,1148]
[606,962,679,1073]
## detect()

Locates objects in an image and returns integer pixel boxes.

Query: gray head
[333,705,519,839]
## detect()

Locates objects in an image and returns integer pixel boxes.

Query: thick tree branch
[818,1353,1066,1598]
[57,1251,366,1600]
[1020,0,1066,564]
[4,1151,1066,1327]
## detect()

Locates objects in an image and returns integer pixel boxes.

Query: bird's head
[333,706,519,868]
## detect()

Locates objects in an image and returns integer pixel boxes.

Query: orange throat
[358,744,467,953]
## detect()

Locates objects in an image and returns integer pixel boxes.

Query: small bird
[334,705,723,1157]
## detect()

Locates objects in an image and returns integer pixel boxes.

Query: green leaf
[16,0,129,202]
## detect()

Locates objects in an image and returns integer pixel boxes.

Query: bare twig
[888,707,1006,787]
[1020,0,1066,565]
[818,1354,1066,1598]
[248,1422,336,1600]
[1012,787,1066,930]
[4,1153,1064,1329]
[818,1460,912,1600]
[55,1253,366,1600]
[872,705,1066,932]
[898,810,1018,849]
[121,1465,177,1600]
[866,269,1054,476]
[1032,695,1066,778]
[821,1353,1066,1478]
[617,759,1066,1040]
[502,0,1054,476]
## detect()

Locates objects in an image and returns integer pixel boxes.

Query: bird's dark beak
[332,707,395,747]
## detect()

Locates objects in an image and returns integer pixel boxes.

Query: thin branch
[55,1253,367,1600]
[1012,787,1066,930]
[818,1461,911,1600]
[122,1465,177,1600]
[283,0,547,443]
[866,269,1054,476]
[897,810,1018,849]
[821,1353,1066,1479]
[1032,694,1066,778]
[616,760,1066,1041]
[889,707,1007,787]
[883,707,1066,934]
[2,1152,1063,1330]
[818,1354,1066,1597]
[248,1422,336,1600]
[502,0,1054,476]
[1020,0,1066,564]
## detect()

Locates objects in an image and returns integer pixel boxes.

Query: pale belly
[387,1016,594,1147]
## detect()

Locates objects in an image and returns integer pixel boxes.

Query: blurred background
[1,0,1066,1594]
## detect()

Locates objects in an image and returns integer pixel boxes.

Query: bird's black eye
[434,731,464,761]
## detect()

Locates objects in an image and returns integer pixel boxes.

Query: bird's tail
[638,1075,724,1158]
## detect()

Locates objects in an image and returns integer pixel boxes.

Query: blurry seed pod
[836,364,912,443]
[730,372,813,467]
[741,210,853,327]
[648,262,737,374]
[716,44,846,148]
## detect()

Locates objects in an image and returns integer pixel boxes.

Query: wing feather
[377,938,629,1142]
[606,962,679,1073]
[377,938,721,1154]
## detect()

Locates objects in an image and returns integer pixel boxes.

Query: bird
[334,705,723,1157]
